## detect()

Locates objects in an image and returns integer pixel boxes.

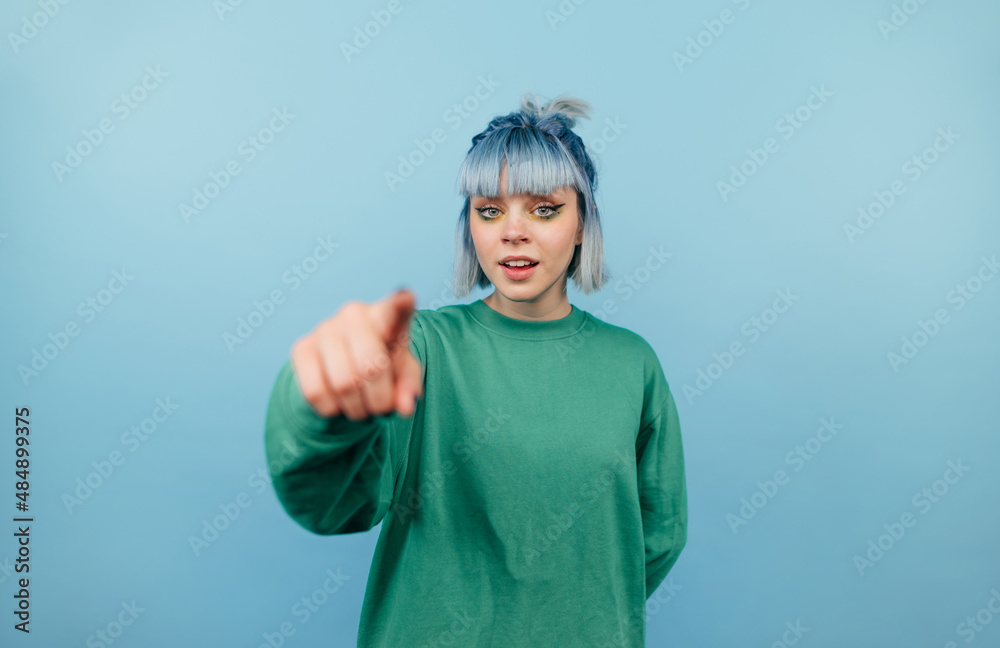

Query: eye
[474,202,565,221]
[475,206,502,220]
[533,204,564,219]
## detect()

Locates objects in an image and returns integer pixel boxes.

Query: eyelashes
[475,203,566,221]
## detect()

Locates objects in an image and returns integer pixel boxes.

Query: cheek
[470,233,495,265]
[550,225,579,253]
[468,223,486,250]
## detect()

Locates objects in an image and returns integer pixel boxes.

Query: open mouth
[500,261,538,281]
[499,261,539,280]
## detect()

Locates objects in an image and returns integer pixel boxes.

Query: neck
[483,287,571,321]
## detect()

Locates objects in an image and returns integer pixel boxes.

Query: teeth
[503,260,535,267]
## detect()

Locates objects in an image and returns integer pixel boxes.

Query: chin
[496,286,544,302]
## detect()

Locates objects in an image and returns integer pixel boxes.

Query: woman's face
[469,165,583,308]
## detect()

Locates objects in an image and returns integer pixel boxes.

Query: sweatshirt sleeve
[636,384,688,598]
[263,313,425,535]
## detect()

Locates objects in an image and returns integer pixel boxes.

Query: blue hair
[451,93,609,296]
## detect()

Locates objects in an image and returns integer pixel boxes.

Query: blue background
[2,0,998,646]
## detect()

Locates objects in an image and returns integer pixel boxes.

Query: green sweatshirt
[264,298,687,647]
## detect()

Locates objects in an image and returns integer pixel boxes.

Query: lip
[499,258,538,281]
[499,255,539,263]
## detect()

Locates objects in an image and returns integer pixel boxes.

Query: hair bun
[520,93,592,129]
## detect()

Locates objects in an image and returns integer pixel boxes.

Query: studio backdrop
[1,0,998,646]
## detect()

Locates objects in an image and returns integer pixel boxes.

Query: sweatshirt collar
[466,298,588,340]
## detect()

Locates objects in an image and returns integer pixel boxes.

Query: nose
[500,210,530,243]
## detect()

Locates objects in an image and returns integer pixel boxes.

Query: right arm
[263,290,425,535]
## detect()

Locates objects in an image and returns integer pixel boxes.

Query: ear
[575,220,584,245]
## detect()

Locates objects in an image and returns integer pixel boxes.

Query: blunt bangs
[456,126,584,199]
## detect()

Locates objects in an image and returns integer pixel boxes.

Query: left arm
[636,389,688,598]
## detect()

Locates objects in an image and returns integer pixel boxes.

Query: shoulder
[405,303,470,351]
[578,311,663,361]
[580,312,675,403]
[410,302,469,334]
[577,312,676,431]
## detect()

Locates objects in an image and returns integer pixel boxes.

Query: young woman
[264,94,688,647]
